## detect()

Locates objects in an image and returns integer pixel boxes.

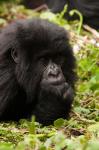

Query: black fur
[0,18,76,125]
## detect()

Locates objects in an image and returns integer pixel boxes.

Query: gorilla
[22,0,99,29]
[0,18,76,125]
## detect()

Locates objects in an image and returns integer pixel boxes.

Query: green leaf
[54,118,65,128]
[88,123,99,132]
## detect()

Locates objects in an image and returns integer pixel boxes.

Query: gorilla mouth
[49,77,65,86]
[41,76,65,87]
[41,76,70,97]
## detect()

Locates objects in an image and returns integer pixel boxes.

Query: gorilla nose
[48,64,60,77]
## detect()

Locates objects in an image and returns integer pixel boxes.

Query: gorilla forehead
[14,18,69,56]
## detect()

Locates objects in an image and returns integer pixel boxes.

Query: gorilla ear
[11,48,19,63]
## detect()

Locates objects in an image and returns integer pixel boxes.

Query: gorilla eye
[54,56,64,65]
[39,57,48,65]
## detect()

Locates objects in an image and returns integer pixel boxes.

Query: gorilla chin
[33,82,74,125]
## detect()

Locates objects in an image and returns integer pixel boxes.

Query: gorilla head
[0,18,76,125]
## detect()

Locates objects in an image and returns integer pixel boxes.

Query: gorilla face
[32,55,75,125]
[40,58,70,96]
[0,18,76,125]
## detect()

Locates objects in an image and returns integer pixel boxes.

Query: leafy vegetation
[0,2,99,150]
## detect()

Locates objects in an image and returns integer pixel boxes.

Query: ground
[0,2,99,150]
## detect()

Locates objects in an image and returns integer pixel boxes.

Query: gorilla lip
[50,75,65,86]
[43,76,65,86]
